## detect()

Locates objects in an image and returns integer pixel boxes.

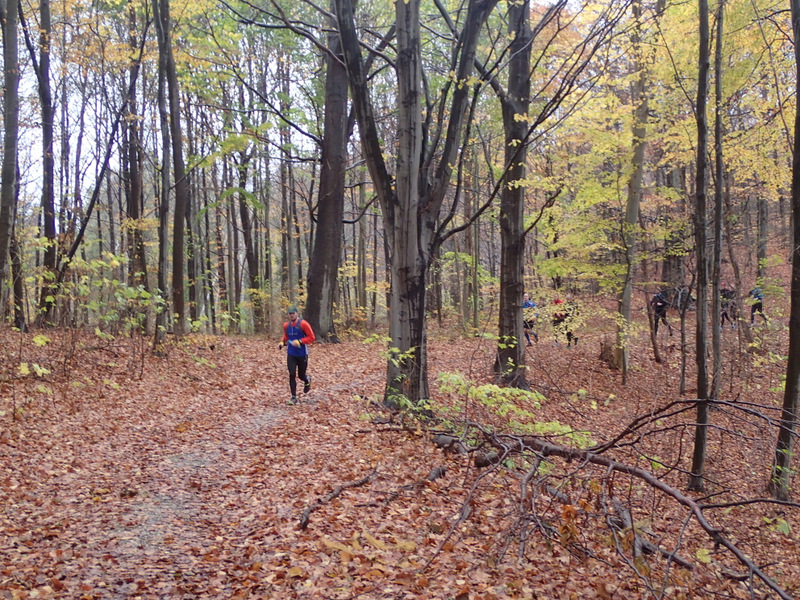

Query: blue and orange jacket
[282,318,315,357]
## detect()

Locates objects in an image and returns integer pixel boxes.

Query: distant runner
[278,306,315,405]
[523,292,538,346]
[748,286,768,325]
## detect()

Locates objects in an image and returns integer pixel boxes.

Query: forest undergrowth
[0,302,798,599]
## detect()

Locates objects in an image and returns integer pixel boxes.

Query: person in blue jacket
[749,286,768,325]
[278,306,315,404]
[522,292,538,345]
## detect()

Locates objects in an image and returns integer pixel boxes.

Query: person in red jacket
[278,306,315,404]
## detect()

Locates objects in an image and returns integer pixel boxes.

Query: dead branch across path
[299,468,379,530]
[486,432,796,600]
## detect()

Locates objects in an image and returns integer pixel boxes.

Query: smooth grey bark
[357,187,368,311]
[10,232,26,331]
[213,162,229,322]
[164,1,188,334]
[226,168,241,321]
[236,156,265,332]
[280,150,294,298]
[277,55,297,303]
[200,168,216,333]
[0,0,20,300]
[19,0,56,322]
[616,0,648,382]
[259,151,273,326]
[124,1,148,293]
[689,0,711,492]
[768,0,800,501]
[39,0,55,321]
[10,164,25,330]
[711,1,724,400]
[471,179,480,332]
[153,0,188,334]
[184,171,198,324]
[184,106,200,325]
[153,0,171,346]
[383,0,426,405]
[496,0,532,388]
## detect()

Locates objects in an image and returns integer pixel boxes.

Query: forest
[2,0,800,597]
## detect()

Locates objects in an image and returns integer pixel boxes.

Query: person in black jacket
[651,291,672,336]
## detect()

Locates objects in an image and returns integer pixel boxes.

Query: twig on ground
[299,468,379,530]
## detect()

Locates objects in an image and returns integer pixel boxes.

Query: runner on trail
[563,293,579,348]
[523,292,538,345]
[651,290,672,336]
[278,306,315,405]
[749,286,768,325]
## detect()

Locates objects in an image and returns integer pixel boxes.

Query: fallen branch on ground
[299,468,379,530]
[492,431,795,600]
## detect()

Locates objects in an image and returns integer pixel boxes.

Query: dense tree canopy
[0,0,792,337]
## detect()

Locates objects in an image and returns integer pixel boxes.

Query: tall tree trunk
[153,0,188,334]
[616,0,648,381]
[20,0,56,323]
[305,5,348,340]
[711,1,724,400]
[0,0,20,297]
[185,180,197,325]
[107,174,118,273]
[768,0,800,501]
[10,163,25,330]
[201,168,216,333]
[227,181,241,324]
[689,0,711,492]
[292,181,304,296]
[497,0,531,388]
[371,210,379,328]
[431,247,443,327]
[213,162,228,321]
[472,157,481,331]
[10,231,26,331]
[70,77,88,254]
[384,0,428,405]
[184,99,199,326]
[125,1,148,293]
[357,188,368,311]
[278,57,296,302]
[237,157,265,332]
[259,151,273,326]
[166,13,188,333]
[153,0,171,347]
[39,0,55,323]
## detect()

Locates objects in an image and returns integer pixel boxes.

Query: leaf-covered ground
[1,310,798,599]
